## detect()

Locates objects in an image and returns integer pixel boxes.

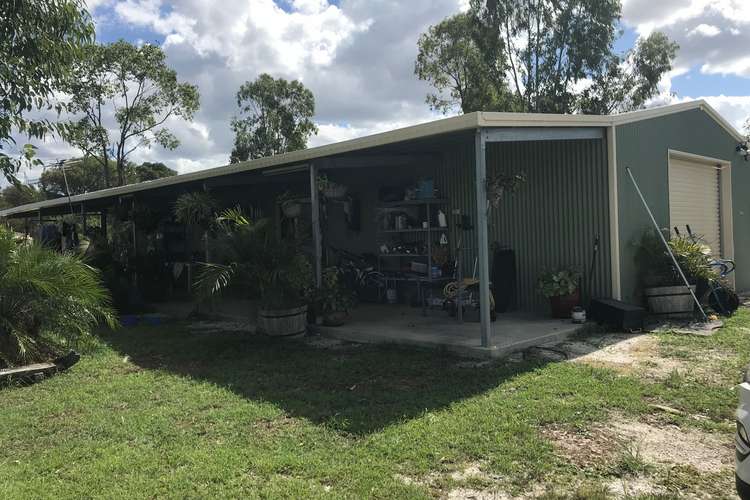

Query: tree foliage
[417,0,679,114]
[40,157,118,197]
[230,74,318,163]
[135,162,177,182]
[0,184,45,210]
[415,13,512,113]
[39,157,177,198]
[64,40,200,187]
[0,226,117,366]
[0,0,94,182]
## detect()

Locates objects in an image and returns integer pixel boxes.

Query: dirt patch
[606,476,664,497]
[537,334,686,381]
[610,419,733,473]
[445,488,513,499]
[548,414,733,474]
[546,424,621,470]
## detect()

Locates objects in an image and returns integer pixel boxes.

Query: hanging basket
[323,184,348,200]
[281,200,302,219]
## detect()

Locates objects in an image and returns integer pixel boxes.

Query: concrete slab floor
[318,304,586,359]
[151,300,585,359]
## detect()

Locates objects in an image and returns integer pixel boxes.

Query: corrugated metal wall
[437,137,611,312]
[436,142,479,275]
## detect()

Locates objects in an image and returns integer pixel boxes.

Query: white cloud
[688,23,721,37]
[16,0,740,183]
[56,0,456,175]
[622,0,750,78]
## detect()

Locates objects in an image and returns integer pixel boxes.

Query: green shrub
[635,229,715,288]
[537,268,581,298]
[0,226,117,367]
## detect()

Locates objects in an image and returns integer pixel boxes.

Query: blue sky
[26,0,750,175]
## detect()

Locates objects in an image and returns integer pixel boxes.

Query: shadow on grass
[101,323,548,437]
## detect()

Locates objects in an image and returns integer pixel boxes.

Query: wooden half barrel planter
[257,305,308,336]
[644,285,697,317]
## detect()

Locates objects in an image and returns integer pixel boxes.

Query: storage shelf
[377,198,448,208]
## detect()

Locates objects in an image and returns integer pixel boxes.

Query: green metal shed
[612,102,748,304]
[1,100,746,351]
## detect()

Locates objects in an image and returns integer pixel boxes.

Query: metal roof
[1,99,741,218]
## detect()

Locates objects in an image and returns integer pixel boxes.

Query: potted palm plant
[196,208,313,336]
[537,268,581,319]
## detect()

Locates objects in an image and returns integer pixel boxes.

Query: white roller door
[669,157,722,256]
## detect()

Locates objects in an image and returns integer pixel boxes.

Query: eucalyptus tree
[230,74,318,163]
[416,0,678,115]
[415,13,512,114]
[64,40,200,187]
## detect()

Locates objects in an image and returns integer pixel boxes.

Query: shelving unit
[376,198,451,310]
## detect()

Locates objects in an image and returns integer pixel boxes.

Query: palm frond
[0,225,118,366]
[194,262,236,297]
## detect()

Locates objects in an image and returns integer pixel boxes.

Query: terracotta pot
[323,310,348,327]
[549,290,580,319]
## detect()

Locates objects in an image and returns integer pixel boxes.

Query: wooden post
[101,209,108,239]
[80,204,87,234]
[475,129,492,348]
[310,162,322,288]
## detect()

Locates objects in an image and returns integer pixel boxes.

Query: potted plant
[316,174,348,200]
[635,229,713,316]
[196,208,313,336]
[173,191,219,262]
[537,268,581,318]
[486,172,526,208]
[278,191,302,219]
[307,267,356,326]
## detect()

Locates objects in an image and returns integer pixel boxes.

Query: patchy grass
[1,310,748,498]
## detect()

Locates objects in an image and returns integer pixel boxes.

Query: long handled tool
[625,167,707,322]
[586,235,600,305]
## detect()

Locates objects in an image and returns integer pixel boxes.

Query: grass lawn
[2,309,749,499]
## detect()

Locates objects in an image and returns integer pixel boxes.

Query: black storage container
[492,247,516,313]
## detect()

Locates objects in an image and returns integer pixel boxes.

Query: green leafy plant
[1,0,95,183]
[0,226,117,367]
[307,267,356,317]
[195,209,312,309]
[174,191,219,261]
[537,268,581,298]
[316,174,331,193]
[486,172,526,208]
[173,192,218,228]
[635,229,714,288]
